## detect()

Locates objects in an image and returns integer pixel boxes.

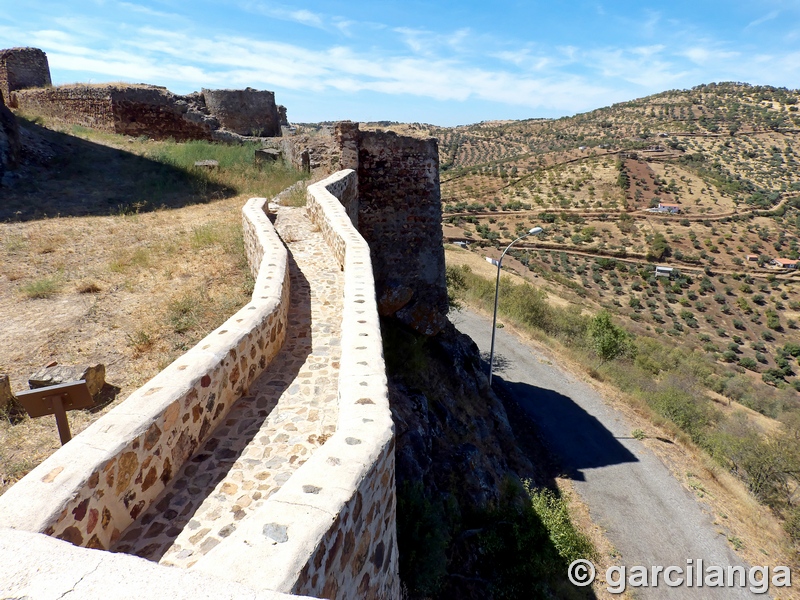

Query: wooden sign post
[16,380,94,445]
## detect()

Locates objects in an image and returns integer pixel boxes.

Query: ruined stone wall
[0,197,290,551]
[203,88,280,136]
[12,84,218,141]
[193,170,399,599]
[12,87,117,132]
[345,125,448,336]
[0,47,51,101]
[280,130,339,174]
[109,87,217,141]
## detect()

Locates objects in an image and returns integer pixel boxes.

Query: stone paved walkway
[114,207,342,568]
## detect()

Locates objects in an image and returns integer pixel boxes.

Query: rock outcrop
[0,90,20,183]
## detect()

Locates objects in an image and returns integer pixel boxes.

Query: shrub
[649,386,714,445]
[739,357,758,371]
[21,276,60,299]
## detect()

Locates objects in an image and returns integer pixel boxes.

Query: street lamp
[488,226,543,387]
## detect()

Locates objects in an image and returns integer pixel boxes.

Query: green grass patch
[21,276,60,299]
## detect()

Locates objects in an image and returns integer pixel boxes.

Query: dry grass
[0,119,305,495]
[0,197,255,493]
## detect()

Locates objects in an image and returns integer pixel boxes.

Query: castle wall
[109,87,216,140]
[12,85,218,140]
[192,170,399,599]
[203,88,281,136]
[0,47,51,101]
[12,87,117,132]
[350,126,448,336]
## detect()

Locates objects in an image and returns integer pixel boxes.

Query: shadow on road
[494,377,638,481]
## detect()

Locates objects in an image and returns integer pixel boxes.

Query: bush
[397,481,453,596]
[649,386,714,445]
[739,357,758,371]
[589,311,636,367]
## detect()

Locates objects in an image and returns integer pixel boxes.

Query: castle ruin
[0,47,51,101]
[1,46,287,142]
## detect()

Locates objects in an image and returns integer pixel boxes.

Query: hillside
[361,84,800,408]
[365,83,800,563]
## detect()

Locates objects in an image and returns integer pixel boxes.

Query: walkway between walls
[114,206,344,568]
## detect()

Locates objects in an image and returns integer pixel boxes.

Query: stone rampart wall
[1,527,312,600]
[12,85,218,140]
[11,87,116,132]
[203,88,280,137]
[335,123,448,336]
[0,197,290,552]
[192,170,399,599]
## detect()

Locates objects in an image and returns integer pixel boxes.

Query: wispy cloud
[746,10,780,31]
[680,46,741,66]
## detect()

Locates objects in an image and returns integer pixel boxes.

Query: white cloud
[680,46,741,66]
[746,10,780,30]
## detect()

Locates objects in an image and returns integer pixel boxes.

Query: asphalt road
[454,308,765,599]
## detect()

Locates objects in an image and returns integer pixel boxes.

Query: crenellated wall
[0,197,290,550]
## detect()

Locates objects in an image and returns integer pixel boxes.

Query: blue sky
[3,1,800,126]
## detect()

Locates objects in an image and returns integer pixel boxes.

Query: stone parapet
[192,170,399,599]
[0,527,313,600]
[0,197,290,552]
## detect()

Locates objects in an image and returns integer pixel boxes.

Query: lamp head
[529,226,543,235]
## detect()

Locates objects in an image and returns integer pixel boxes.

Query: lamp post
[488,226,543,387]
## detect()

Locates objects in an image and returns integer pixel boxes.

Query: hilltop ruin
[0,47,288,142]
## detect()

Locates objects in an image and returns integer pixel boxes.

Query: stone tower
[0,47,52,102]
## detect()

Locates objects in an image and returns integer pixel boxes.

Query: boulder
[254,148,281,165]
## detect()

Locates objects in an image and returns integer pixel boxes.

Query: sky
[3,1,800,126]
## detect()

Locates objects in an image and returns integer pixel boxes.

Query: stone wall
[203,88,281,137]
[192,170,399,599]
[12,86,117,132]
[0,171,400,598]
[0,197,290,551]
[0,47,51,100]
[1,527,313,600]
[12,85,218,141]
[280,130,339,174]
[336,123,448,336]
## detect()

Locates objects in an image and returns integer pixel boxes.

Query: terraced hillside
[359,84,800,566]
